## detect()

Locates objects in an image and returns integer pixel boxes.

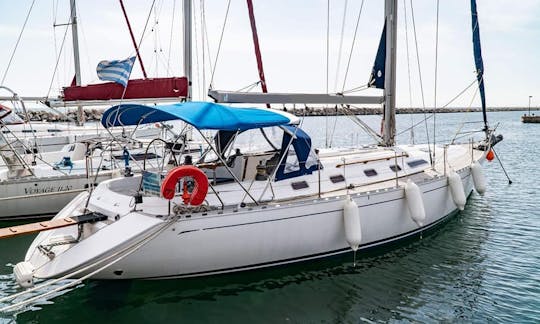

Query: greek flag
[96,56,136,87]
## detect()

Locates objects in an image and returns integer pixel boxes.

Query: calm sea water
[0,111,538,323]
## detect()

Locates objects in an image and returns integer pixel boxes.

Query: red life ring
[161,165,208,205]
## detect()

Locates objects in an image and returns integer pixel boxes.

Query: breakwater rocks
[19,106,538,122]
[22,109,104,122]
[283,106,538,116]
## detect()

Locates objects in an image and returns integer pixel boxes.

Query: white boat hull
[26,165,475,280]
[106,171,472,279]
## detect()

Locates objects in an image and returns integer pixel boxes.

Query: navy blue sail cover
[101,101,297,131]
[471,0,488,128]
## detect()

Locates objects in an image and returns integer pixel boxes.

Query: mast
[183,0,192,101]
[69,0,84,125]
[382,0,397,147]
[246,0,270,108]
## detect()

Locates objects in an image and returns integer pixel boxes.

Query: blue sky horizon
[0,0,538,108]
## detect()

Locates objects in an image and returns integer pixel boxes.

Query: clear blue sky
[1,0,538,108]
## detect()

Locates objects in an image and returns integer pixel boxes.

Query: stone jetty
[17,106,538,122]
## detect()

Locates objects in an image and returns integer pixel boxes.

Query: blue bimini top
[101,101,299,131]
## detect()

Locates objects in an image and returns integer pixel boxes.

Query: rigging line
[46,12,71,99]
[333,0,348,92]
[0,217,177,313]
[409,0,432,164]
[343,106,383,143]
[341,84,369,94]
[433,0,440,165]
[167,0,177,76]
[1,0,36,86]
[136,0,156,54]
[52,1,61,91]
[153,4,159,75]
[450,77,482,144]
[326,0,330,94]
[209,0,232,89]
[201,0,207,96]
[451,81,480,144]
[341,0,365,93]
[328,106,339,148]
[235,80,261,92]
[398,78,476,139]
[396,113,433,136]
[403,0,415,144]
[326,0,330,148]
[202,0,214,89]
[442,78,477,108]
[192,0,201,100]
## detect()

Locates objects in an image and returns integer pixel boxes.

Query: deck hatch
[291,181,309,190]
[364,169,378,177]
[329,175,345,183]
[407,159,428,167]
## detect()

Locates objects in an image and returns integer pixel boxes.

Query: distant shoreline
[18,106,539,122]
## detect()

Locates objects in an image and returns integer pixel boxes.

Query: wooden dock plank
[0,213,107,239]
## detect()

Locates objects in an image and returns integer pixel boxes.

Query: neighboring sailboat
[0,0,198,220]
[0,86,160,154]
[11,0,501,287]
[0,113,170,220]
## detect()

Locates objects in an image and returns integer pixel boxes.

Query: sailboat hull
[0,173,113,220]
[28,166,475,280]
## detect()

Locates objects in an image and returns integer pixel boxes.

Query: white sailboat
[11,0,501,286]
[0,87,161,155]
[0,0,194,220]
[0,134,173,220]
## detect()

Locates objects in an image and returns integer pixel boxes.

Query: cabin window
[47,129,63,132]
[329,174,345,183]
[364,169,377,177]
[407,159,428,167]
[389,164,402,172]
[291,181,309,190]
[22,129,36,133]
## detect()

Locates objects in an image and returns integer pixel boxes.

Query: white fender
[343,197,361,251]
[448,170,466,211]
[405,179,426,226]
[471,162,486,195]
[14,261,35,288]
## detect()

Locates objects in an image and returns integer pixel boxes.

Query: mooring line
[0,216,177,313]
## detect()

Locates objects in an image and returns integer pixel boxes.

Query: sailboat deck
[95,144,484,218]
